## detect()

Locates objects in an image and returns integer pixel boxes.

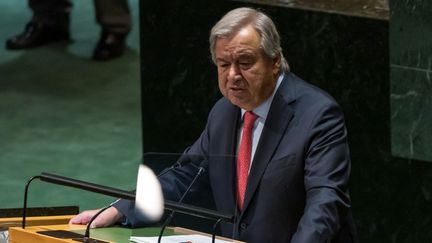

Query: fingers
[69,209,98,225]
[70,207,123,229]
[89,207,123,228]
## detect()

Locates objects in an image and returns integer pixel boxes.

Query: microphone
[156,157,184,177]
[22,170,233,229]
[157,161,206,243]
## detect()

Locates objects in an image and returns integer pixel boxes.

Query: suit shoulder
[284,73,341,109]
[209,97,233,115]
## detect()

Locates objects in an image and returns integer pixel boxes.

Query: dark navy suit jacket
[115,72,356,243]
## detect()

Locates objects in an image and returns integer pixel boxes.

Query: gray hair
[209,7,289,73]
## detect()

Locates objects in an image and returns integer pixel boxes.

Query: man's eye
[219,63,229,68]
[239,62,252,68]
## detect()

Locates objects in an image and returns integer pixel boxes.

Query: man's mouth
[229,86,245,91]
[228,87,247,96]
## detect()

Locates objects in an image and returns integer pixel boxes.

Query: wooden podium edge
[0,215,75,229]
[8,224,88,243]
[5,216,244,243]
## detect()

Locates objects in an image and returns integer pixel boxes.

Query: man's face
[215,25,281,111]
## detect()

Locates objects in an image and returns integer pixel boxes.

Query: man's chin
[227,97,252,110]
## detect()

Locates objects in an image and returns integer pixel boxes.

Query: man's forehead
[218,45,256,55]
[215,39,261,59]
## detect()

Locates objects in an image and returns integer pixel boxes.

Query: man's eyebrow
[236,53,255,58]
[234,48,255,54]
[216,57,229,62]
[234,51,256,59]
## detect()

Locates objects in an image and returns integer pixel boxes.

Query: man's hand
[69,206,124,228]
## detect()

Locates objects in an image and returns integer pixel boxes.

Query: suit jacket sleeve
[291,101,351,243]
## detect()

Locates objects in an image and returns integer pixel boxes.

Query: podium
[11,155,240,242]
[4,215,243,243]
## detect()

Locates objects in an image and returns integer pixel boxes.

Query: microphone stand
[212,218,224,243]
[157,167,204,243]
[22,176,41,228]
[83,204,113,242]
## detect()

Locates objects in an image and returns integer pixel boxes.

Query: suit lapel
[241,75,295,213]
[212,103,240,212]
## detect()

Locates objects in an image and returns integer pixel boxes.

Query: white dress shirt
[237,73,284,171]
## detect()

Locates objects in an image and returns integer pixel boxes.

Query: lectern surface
[8,224,161,243]
[5,216,243,243]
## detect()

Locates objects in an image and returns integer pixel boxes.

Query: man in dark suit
[71,7,356,242]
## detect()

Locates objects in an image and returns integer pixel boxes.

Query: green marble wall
[390,0,432,162]
[140,0,432,241]
[235,0,389,19]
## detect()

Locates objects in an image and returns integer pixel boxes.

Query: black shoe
[92,31,126,61]
[5,22,70,50]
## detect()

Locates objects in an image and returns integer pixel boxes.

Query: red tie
[237,111,258,210]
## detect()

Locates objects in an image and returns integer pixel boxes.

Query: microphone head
[134,164,164,222]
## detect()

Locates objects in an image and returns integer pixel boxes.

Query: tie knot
[243,111,258,129]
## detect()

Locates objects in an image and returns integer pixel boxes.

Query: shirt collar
[241,73,284,121]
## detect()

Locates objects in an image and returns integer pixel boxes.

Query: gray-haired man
[71,7,356,242]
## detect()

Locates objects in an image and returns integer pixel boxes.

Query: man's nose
[228,63,241,81]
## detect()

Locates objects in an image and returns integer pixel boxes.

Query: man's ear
[272,53,281,75]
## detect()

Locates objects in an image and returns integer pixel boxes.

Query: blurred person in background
[5,0,131,61]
